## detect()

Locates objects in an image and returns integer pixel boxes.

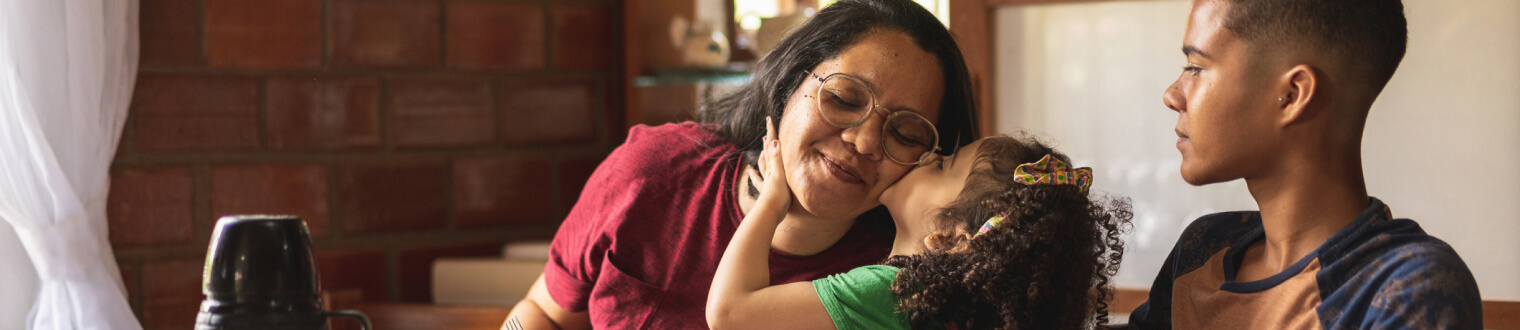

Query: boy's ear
[1277,64,1319,126]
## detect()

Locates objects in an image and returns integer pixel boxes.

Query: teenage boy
[1128,0,1483,328]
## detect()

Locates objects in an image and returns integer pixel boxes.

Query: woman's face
[776,30,946,221]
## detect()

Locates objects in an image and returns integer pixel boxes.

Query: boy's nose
[1162,81,1185,113]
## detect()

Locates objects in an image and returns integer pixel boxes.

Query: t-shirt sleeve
[543,125,657,312]
[1357,243,1484,329]
[812,265,910,330]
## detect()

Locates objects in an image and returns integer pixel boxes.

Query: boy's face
[1163,0,1280,185]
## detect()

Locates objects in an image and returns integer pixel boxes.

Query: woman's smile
[820,153,865,184]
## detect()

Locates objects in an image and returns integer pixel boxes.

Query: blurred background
[0,0,1510,328]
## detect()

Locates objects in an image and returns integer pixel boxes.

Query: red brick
[558,155,605,217]
[132,74,260,152]
[453,155,554,227]
[336,163,448,234]
[329,0,441,68]
[550,3,615,70]
[499,79,598,144]
[140,0,204,67]
[398,243,500,302]
[107,167,194,247]
[210,164,331,237]
[444,1,544,70]
[140,258,204,329]
[390,77,495,147]
[205,0,321,68]
[266,77,382,150]
[314,249,388,301]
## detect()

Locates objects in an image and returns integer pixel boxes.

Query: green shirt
[812,265,941,330]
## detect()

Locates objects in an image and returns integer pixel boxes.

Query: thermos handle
[325,310,372,330]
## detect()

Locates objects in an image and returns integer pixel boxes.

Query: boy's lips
[821,154,865,184]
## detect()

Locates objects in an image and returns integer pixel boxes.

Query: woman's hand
[757,116,792,210]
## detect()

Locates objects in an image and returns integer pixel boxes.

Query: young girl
[707,118,1132,329]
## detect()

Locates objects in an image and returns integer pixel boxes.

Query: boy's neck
[1240,147,1370,278]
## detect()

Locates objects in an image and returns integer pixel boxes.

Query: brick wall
[113,0,620,328]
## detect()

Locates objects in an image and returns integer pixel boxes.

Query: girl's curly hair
[886,135,1133,330]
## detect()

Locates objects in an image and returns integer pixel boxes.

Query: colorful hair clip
[973,154,1094,238]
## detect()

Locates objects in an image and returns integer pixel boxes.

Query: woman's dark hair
[699,0,979,171]
[886,135,1132,330]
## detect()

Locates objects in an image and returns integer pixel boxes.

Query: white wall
[995,0,1520,300]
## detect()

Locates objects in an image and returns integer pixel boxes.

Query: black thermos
[195,215,370,330]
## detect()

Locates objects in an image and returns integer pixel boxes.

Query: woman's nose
[840,110,887,161]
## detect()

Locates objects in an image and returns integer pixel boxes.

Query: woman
[505,0,978,328]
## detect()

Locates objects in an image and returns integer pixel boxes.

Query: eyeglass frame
[803,70,942,165]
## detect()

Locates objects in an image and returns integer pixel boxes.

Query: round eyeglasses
[806,71,941,165]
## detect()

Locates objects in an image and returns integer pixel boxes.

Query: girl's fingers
[765,116,777,141]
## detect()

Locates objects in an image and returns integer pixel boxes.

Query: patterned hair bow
[975,154,1094,237]
[1012,154,1093,193]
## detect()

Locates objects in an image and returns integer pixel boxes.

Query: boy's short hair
[1220,0,1408,90]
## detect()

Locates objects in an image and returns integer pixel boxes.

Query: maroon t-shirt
[545,122,892,329]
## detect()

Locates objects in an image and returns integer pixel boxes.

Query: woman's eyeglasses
[806,71,941,165]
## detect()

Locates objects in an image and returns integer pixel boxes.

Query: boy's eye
[1182,65,1202,76]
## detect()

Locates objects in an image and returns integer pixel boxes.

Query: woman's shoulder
[607,121,739,177]
[623,121,731,152]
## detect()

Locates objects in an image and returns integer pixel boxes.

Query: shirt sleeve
[1358,243,1484,330]
[543,126,654,312]
[812,265,911,330]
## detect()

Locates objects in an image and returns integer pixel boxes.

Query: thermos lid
[202,215,320,300]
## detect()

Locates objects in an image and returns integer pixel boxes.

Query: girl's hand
[758,116,791,208]
[708,117,832,330]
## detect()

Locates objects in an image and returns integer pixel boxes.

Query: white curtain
[0,0,143,329]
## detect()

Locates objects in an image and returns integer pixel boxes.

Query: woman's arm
[504,274,590,330]
[706,118,836,330]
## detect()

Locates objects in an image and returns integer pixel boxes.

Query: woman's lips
[821,155,865,184]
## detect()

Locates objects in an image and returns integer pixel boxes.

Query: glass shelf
[633,67,753,87]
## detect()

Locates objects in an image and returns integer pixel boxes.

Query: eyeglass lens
[815,74,938,164]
